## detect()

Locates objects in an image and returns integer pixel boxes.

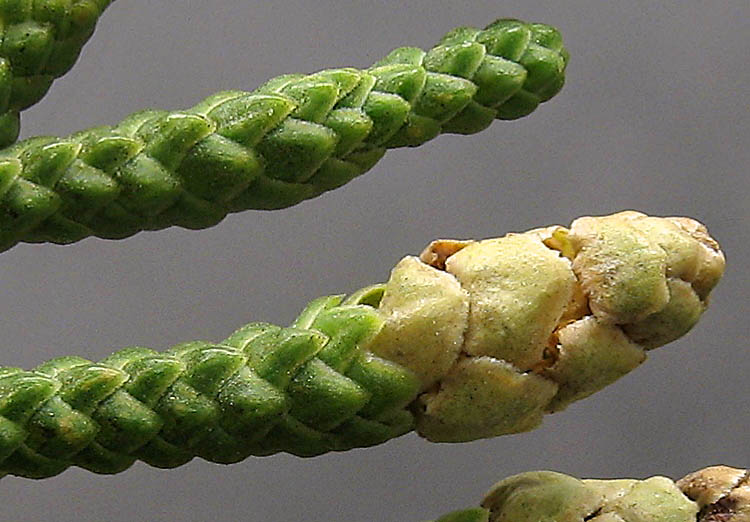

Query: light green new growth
[0,212,724,479]
[431,465,750,522]
[0,17,568,252]
[0,0,115,147]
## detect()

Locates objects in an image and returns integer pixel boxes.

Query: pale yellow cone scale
[568,214,671,324]
[416,357,558,442]
[622,278,704,350]
[482,471,602,522]
[444,234,576,371]
[586,477,699,522]
[665,217,726,300]
[543,315,645,411]
[367,256,469,390]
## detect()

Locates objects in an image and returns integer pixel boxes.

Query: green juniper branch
[0,0,115,147]
[430,465,750,522]
[0,212,724,479]
[0,17,568,252]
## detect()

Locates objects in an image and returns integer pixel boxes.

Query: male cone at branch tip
[0,212,724,478]
[372,211,724,442]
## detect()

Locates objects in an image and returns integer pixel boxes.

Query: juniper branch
[0,211,724,479]
[0,0,115,147]
[0,17,568,252]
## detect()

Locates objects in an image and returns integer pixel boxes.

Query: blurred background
[1,1,748,520]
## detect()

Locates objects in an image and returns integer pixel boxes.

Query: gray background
[1,1,748,520]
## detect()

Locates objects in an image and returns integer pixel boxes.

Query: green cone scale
[0,18,569,252]
[431,466,750,522]
[0,0,115,147]
[0,212,724,479]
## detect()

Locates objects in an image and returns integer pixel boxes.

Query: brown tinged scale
[679,466,750,522]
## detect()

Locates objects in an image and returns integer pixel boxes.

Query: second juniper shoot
[0,211,724,479]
